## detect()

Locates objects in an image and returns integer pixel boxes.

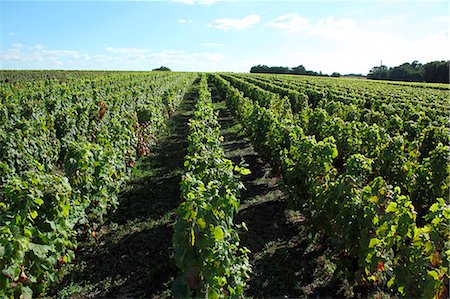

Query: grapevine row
[172,75,251,298]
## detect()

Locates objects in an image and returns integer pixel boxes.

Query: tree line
[367,60,449,83]
[250,64,341,77]
[249,60,448,84]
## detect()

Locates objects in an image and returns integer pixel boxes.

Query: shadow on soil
[50,86,197,299]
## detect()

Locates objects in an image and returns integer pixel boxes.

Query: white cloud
[32,44,45,51]
[12,43,24,49]
[365,19,394,26]
[198,0,219,4]
[267,13,309,31]
[9,32,16,36]
[178,19,193,24]
[430,16,449,23]
[200,42,223,47]
[0,45,23,61]
[106,47,150,54]
[0,43,229,71]
[148,49,227,68]
[173,0,220,5]
[173,0,194,4]
[267,13,359,41]
[209,14,260,30]
[0,44,92,66]
[42,49,80,58]
[311,17,358,41]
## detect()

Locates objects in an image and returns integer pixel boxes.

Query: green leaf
[443,208,450,219]
[2,264,19,277]
[386,202,398,213]
[332,147,338,159]
[34,198,44,206]
[429,203,439,213]
[61,204,70,217]
[365,252,374,263]
[368,238,381,248]
[368,195,378,203]
[29,210,38,219]
[428,270,439,281]
[23,227,32,238]
[208,288,220,299]
[431,217,440,225]
[239,168,251,175]
[29,243,51,259]
[213,226,224,241]
[372,216,379,225]
[387,276,395,288]
[398,286,405,295]
[197,218,206,229]
[21,286,33,299]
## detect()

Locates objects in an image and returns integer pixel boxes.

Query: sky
[0,0,448,74]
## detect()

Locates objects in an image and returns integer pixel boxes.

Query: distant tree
[250,65,270,73]
[271,66,290,74]
[153,66,171,71]
[344,73,364,77]
[331,72,341,77]
[423,61,449,83]
[367,60,449,83]
[367,65,390,80]
[250,64,324,76]
[291,65,307,75]
[390,62,423,82]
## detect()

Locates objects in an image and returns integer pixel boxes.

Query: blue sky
[1,0,448,74]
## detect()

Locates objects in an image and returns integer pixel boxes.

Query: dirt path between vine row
[209,81,347,298]
[50,84,197,299]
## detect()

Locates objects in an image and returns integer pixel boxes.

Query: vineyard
[0,71,449,298]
